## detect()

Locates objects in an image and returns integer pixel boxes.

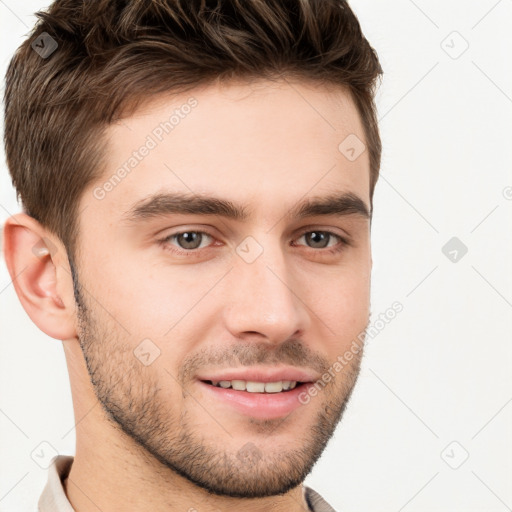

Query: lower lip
[197,381,311,420]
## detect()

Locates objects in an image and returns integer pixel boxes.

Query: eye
[159,230,214,255]
[293,230,349,254]
[158,228,350,258]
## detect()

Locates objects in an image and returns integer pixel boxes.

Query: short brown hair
[4,0,383,260]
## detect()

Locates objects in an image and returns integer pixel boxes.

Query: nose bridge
[222,234,309,341]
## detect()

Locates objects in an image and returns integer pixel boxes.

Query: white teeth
[231,380,246,391]
[264,382,283,393]
[207,379,298,393]
[246,381,265,392]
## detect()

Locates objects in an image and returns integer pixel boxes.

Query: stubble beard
[71,263,365,499]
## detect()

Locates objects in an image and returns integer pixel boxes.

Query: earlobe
[2,213,77,340]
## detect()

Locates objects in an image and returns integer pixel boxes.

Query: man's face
[73,78,372,498]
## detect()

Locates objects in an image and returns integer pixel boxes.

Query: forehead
[81,78,370,226]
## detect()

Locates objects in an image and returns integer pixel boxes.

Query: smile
[204,379,300,393]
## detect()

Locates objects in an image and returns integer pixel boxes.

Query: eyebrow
[121,190,371,224]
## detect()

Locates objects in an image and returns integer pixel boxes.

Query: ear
[2,213,77,340]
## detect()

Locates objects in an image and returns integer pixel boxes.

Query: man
[2,0,382,510]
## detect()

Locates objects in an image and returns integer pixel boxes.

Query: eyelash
[157,229,350,258]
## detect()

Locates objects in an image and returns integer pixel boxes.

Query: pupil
[179,232,201,249]
[307,231,328,248]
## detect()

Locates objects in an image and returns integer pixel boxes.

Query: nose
[221,239,310,345]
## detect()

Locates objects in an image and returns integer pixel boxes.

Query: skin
[3,77,372,512]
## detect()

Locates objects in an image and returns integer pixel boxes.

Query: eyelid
[294,225,351,242]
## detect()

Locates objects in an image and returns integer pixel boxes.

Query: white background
[1,1,511,511]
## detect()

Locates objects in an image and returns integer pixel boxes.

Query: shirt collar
[38,455,74,512]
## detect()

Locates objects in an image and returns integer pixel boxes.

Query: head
[3,0,382,501]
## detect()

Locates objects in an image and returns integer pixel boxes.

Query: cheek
[308,267,371,349]
[81,252,196,332]
[83,262,225,376]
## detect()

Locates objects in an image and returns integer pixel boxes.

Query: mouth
[201,379,307,393]
[197,378,314,419]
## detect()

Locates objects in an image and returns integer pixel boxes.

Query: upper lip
[196,367,320,383]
